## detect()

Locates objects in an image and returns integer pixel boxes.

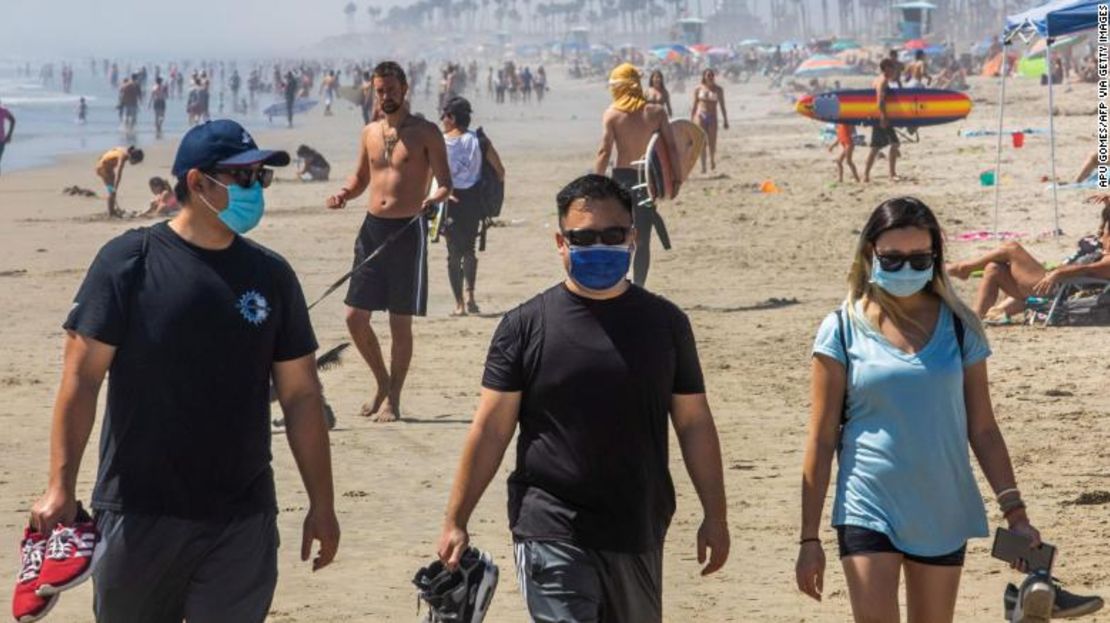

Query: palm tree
[344,1,357,32]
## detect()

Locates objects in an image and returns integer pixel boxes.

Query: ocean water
[0,60,278,173]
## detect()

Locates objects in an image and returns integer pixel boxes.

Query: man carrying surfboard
[864,59,902,184]
[326,61,452,423]
[595,63,683,287]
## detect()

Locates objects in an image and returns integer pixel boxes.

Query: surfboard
[338,85,364,107]
[263,98,319,118]
[635,120,704,203]
[640,132,674,202]
[670,119,707,182]
[794,88,972,128]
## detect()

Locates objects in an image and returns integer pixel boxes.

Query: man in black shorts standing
[30,119,340,621]
[864,59,902,183]
[327,61,452,422]
[435,174,729,621]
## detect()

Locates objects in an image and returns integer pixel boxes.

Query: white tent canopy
[991,0,1107,236]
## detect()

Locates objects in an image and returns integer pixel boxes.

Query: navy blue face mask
[567,245,632,291]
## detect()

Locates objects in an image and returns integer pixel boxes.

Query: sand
[0,69,1108,622]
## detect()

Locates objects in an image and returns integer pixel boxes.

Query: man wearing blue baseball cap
[31,119,340,622]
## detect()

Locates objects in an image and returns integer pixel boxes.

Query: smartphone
[991,527,1056,573]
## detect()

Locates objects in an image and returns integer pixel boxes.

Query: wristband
[995,487,1020,502]
[1003,502,1027,519]
[799,537,821,545]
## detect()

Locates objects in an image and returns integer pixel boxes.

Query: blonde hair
[845,197,985,344]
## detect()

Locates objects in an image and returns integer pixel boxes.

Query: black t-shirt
[483,283,705,553]
[63,222,317,519]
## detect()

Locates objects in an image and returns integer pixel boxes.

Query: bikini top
[697,88,719,102]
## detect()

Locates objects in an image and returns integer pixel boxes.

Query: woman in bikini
[646,69,672,117]
[948,195,1110,320]
[690,68,728,173]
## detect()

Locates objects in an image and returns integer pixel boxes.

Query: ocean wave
[0,94,98,106]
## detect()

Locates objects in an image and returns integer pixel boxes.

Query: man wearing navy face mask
[436,174,729,621]
[30,119,340,622]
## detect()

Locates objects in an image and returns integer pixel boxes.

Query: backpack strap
[953,312,965,356]
[834,309,849,424]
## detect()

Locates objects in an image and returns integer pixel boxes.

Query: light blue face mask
[870,255,934,298]
[201,175,265,235]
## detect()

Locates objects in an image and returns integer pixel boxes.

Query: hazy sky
[1,0,403,58]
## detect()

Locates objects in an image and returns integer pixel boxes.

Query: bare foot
[947,262,973,281]
[371,398,400,423]
[358,385,390,418]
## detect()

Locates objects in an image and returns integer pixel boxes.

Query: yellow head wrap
[608,63,647,113]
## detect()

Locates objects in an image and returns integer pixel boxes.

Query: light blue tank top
[813,301,991,556]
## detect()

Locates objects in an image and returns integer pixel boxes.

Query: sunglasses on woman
[562,227,630,247]
[208,167,274,189]
[875,252,936,272]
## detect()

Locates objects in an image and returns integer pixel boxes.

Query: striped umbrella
[904,39,928,50]
[793,54,858,77]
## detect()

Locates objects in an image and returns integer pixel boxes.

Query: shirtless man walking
[863,59,902,183]
[326,61,452,422]
[595,63,683,287]
[904,50,932,87]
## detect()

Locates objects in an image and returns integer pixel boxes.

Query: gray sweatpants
[514,539,663,623]
[92,511,279,623]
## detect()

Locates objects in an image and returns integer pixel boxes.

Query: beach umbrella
[1026,34,1086,59]
[793,54,858,77]
[831,39,860,51]
[690,43,712,54]
[707,47,733,59]
[904,38,928,50]
[779,40,803,51]
[737,38,764,47]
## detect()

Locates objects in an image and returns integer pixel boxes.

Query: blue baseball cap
[171,119,290,178]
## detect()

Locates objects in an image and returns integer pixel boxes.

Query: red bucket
[1012,132,1025,148]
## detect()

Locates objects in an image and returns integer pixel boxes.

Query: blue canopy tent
[991,0,1107,236]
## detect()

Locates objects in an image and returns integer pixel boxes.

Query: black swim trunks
[870,126,900,149]
[344,212,428,316]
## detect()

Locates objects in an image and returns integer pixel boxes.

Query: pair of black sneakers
[413,547,499,623]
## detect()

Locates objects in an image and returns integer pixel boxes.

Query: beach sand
[0,70,1107,622]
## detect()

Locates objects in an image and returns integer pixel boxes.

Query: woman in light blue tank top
[795,198,1042,622]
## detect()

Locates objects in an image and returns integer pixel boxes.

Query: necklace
[380,114,408,166]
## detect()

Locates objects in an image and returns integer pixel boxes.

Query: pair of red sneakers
[12,506,101,622]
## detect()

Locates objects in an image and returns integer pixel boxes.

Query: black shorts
[344,212,428,316]
[870,126,900,149]
[837,525,966,567]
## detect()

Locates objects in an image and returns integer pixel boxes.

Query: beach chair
[1032,278,1110,326]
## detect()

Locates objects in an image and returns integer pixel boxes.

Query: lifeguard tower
[567,27,590,48]
[676,18,705,46]
[893,1,936,40]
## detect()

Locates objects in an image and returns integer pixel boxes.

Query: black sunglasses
[209,167,274,189]
[876,252,936,272]
[562,227,630,247]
